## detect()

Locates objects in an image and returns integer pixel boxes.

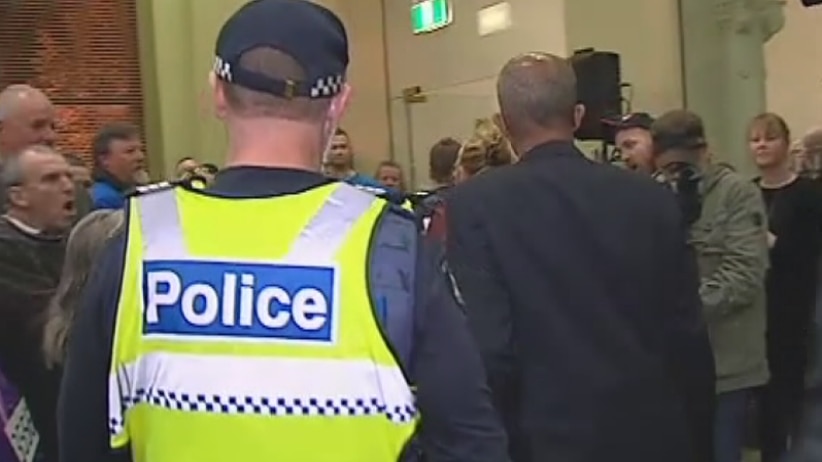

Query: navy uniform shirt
[58,167,508,462]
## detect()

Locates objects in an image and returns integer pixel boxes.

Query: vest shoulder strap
[127,181,176,198]
[354,184,387,196]
[368,206,418,378]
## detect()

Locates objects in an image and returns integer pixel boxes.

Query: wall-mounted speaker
[570,49,622,141]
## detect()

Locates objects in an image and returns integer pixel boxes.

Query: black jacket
[445,141,715,462]
[0,217,65,461]
[786,256,822,462]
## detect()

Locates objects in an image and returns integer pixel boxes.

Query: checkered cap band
[213,55,343,99]
[310,74,344,98]
[215,0,348,99]
[109,388,417,435]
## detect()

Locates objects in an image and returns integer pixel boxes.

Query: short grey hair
[803,128,822,157]
[497,52,577,135]
[1,144,58,190]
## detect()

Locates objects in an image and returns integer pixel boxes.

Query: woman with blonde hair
[454,117,516,183]
[42,209,124,368]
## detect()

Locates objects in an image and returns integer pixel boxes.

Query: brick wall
[0,0,143,167]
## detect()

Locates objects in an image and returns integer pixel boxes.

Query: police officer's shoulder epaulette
[354,184,387,196]
[127,181,176,198]
[384,201,416,221]
[183,175,209,190]
[376,190,405,205]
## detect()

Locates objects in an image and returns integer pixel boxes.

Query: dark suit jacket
[445,141,715,462]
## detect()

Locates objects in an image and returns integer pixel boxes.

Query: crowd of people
[1,0,822,462]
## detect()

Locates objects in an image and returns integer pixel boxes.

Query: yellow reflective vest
[108,182,417,462]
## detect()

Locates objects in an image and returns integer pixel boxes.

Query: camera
[653,162,703,226]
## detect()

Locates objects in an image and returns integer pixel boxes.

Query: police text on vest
[143,260,337,343]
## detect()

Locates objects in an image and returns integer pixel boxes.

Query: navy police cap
[213,0,349,99]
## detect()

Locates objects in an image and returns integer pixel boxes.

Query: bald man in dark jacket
[446,52,715,462]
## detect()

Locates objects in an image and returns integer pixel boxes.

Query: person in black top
[749,113,822,462]
[409,137,462,239]
[446,52,714,462]
[57,1,508,461]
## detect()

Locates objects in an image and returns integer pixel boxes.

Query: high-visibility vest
[108,182,418,462]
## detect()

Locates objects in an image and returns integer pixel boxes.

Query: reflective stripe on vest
[108,183,417,462]
[137,183,376,261]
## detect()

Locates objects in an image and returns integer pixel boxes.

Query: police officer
[57,1,508,461]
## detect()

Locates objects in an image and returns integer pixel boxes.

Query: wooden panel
[0,0,143,165]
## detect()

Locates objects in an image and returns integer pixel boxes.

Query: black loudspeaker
[802,0,822,6]
[570,49,622,141]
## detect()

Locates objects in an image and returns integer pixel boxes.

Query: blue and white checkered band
[213,56,233,82]
[309,74,344,98]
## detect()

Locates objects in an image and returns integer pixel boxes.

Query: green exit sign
[411,0,452,34]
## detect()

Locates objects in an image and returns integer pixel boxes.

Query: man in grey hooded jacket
[652,110,770,462]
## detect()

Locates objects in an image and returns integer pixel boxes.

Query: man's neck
[759,165,797,189]
[3,210,42,235]
[512,129,574,157]
[224,120,323,172]
[94,168,132,190]
[325,166,355,180]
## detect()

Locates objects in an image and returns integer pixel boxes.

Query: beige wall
[139,0,819,179]
[565,0,821,153]
[765,1,822,138]
[381,0,681,185]
[563,0,683,156]
[138,0,248,176]
[564,0,683,115]
[320,0,392,172]
[383,0,567,187]
[138,0,390,177]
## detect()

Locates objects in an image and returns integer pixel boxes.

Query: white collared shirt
[3,214,41,235]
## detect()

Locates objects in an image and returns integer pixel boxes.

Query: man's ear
[209,71,228,120]
[572,104,586,130]
[329,84,352,123]
[6,186,27,209]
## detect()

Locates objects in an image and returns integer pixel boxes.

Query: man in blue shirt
[323,127,385,190]
[90,123,145,210]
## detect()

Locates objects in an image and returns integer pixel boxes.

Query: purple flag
[0,370,39,462]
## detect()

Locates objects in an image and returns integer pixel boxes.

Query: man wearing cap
[602,112,655,174]
[652,110,769,462]
[57,1,508,462]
